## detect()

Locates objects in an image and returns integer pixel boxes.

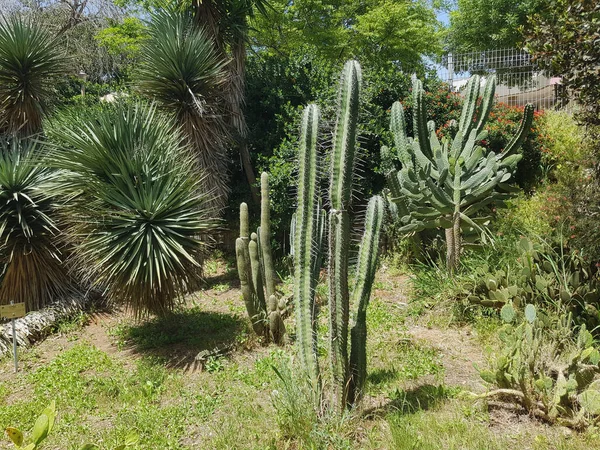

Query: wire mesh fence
[436,48,571,111]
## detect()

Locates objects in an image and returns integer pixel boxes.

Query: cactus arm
[329,60,361,410]
[412,76,433,159]
[348,195,384,405]
[390,101,413,167]
[475,75,496,136]
[259,172,276,299]
[240,202,249,238]
[236,237,266,336]
[458,75,481,140]
[249,233,268,317]
[500,104,534,159]
[294,103,321,383]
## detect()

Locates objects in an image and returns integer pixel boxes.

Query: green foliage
[467,237,600,330]
[0,15,65,134]
[250,0,443,68]
[293,60,385,410]
[0,138,69,311]
[242,50,413,243]
[479,304,600,429]
[4,399,139,450]
[136,7,229,210]
[46,102,217,318]
[527,0,600,126]
[95,17,147,61]
[235,173,286,342]
[384,74,534,271]
[5,400,55,449]
[447,0,545,52]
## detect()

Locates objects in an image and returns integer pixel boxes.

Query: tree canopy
[447,0,544,52]
[250,0,443,69]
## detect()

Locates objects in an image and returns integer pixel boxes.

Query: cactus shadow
[115,307,246,371]
[364,384,453,419]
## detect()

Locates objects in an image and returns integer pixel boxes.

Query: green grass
[2,257,599,449]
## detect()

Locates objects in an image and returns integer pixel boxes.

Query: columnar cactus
[235,172,285,343]
[293,103,322,384]
[293,60,385,411]
[383,74,534,272]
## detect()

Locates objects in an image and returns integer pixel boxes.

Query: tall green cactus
[235,172,285,343]
[294,103,322,385]
[293,60,384,412]
[383,74,534,272]
[329,59,361,409]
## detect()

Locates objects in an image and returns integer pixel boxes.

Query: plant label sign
[0,303,26,320]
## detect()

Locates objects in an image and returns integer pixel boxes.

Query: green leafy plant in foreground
[477,303,600,429]
[236,172,286,343]
[47,102,217,318]
[5,400,139,449]
[293,60,385,412]
[5,401,56,449]
[383,74,533,272]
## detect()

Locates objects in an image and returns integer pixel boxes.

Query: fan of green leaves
[137,8,230,212]
[0,15,65,135]
[0,138,68,311]
[47,102,218,318]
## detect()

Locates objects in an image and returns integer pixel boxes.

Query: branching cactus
[236,172,285,343]
[383,74,534,272]
[293,60,385,411]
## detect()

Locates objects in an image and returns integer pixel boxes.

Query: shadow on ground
[365,384,456,419]
[115,307,247,370]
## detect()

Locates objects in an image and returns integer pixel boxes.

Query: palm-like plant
[0,138,69,311]
[0,16,65,135]
[47,102,218,318]
[137,9,230,212]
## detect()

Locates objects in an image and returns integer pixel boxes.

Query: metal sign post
[0,301,26,373]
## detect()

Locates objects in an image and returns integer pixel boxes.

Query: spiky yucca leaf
[137,8,230,212]
[0,16,65,135]
[0,139,68,311]
[48,102,218,318]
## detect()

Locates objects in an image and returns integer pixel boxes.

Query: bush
[0,138,70,311]
[47,102,217,317]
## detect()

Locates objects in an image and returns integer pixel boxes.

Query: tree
[137,8,230,211]
[447,0,545,52]
[527,0,600,126]
[250,0,443,69]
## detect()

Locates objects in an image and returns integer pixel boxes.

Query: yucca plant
[137,8,230,212]
[47,102,217,318]
[0,16,65,135]
[0,138,69,311]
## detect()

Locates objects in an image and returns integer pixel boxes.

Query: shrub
[0,138,69,311]
[0,16,65,135]
[47,102,217,318]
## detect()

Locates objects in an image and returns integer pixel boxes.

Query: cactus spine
[293,60,384,412]
[235,173,285,343]
[383,74,534,273]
